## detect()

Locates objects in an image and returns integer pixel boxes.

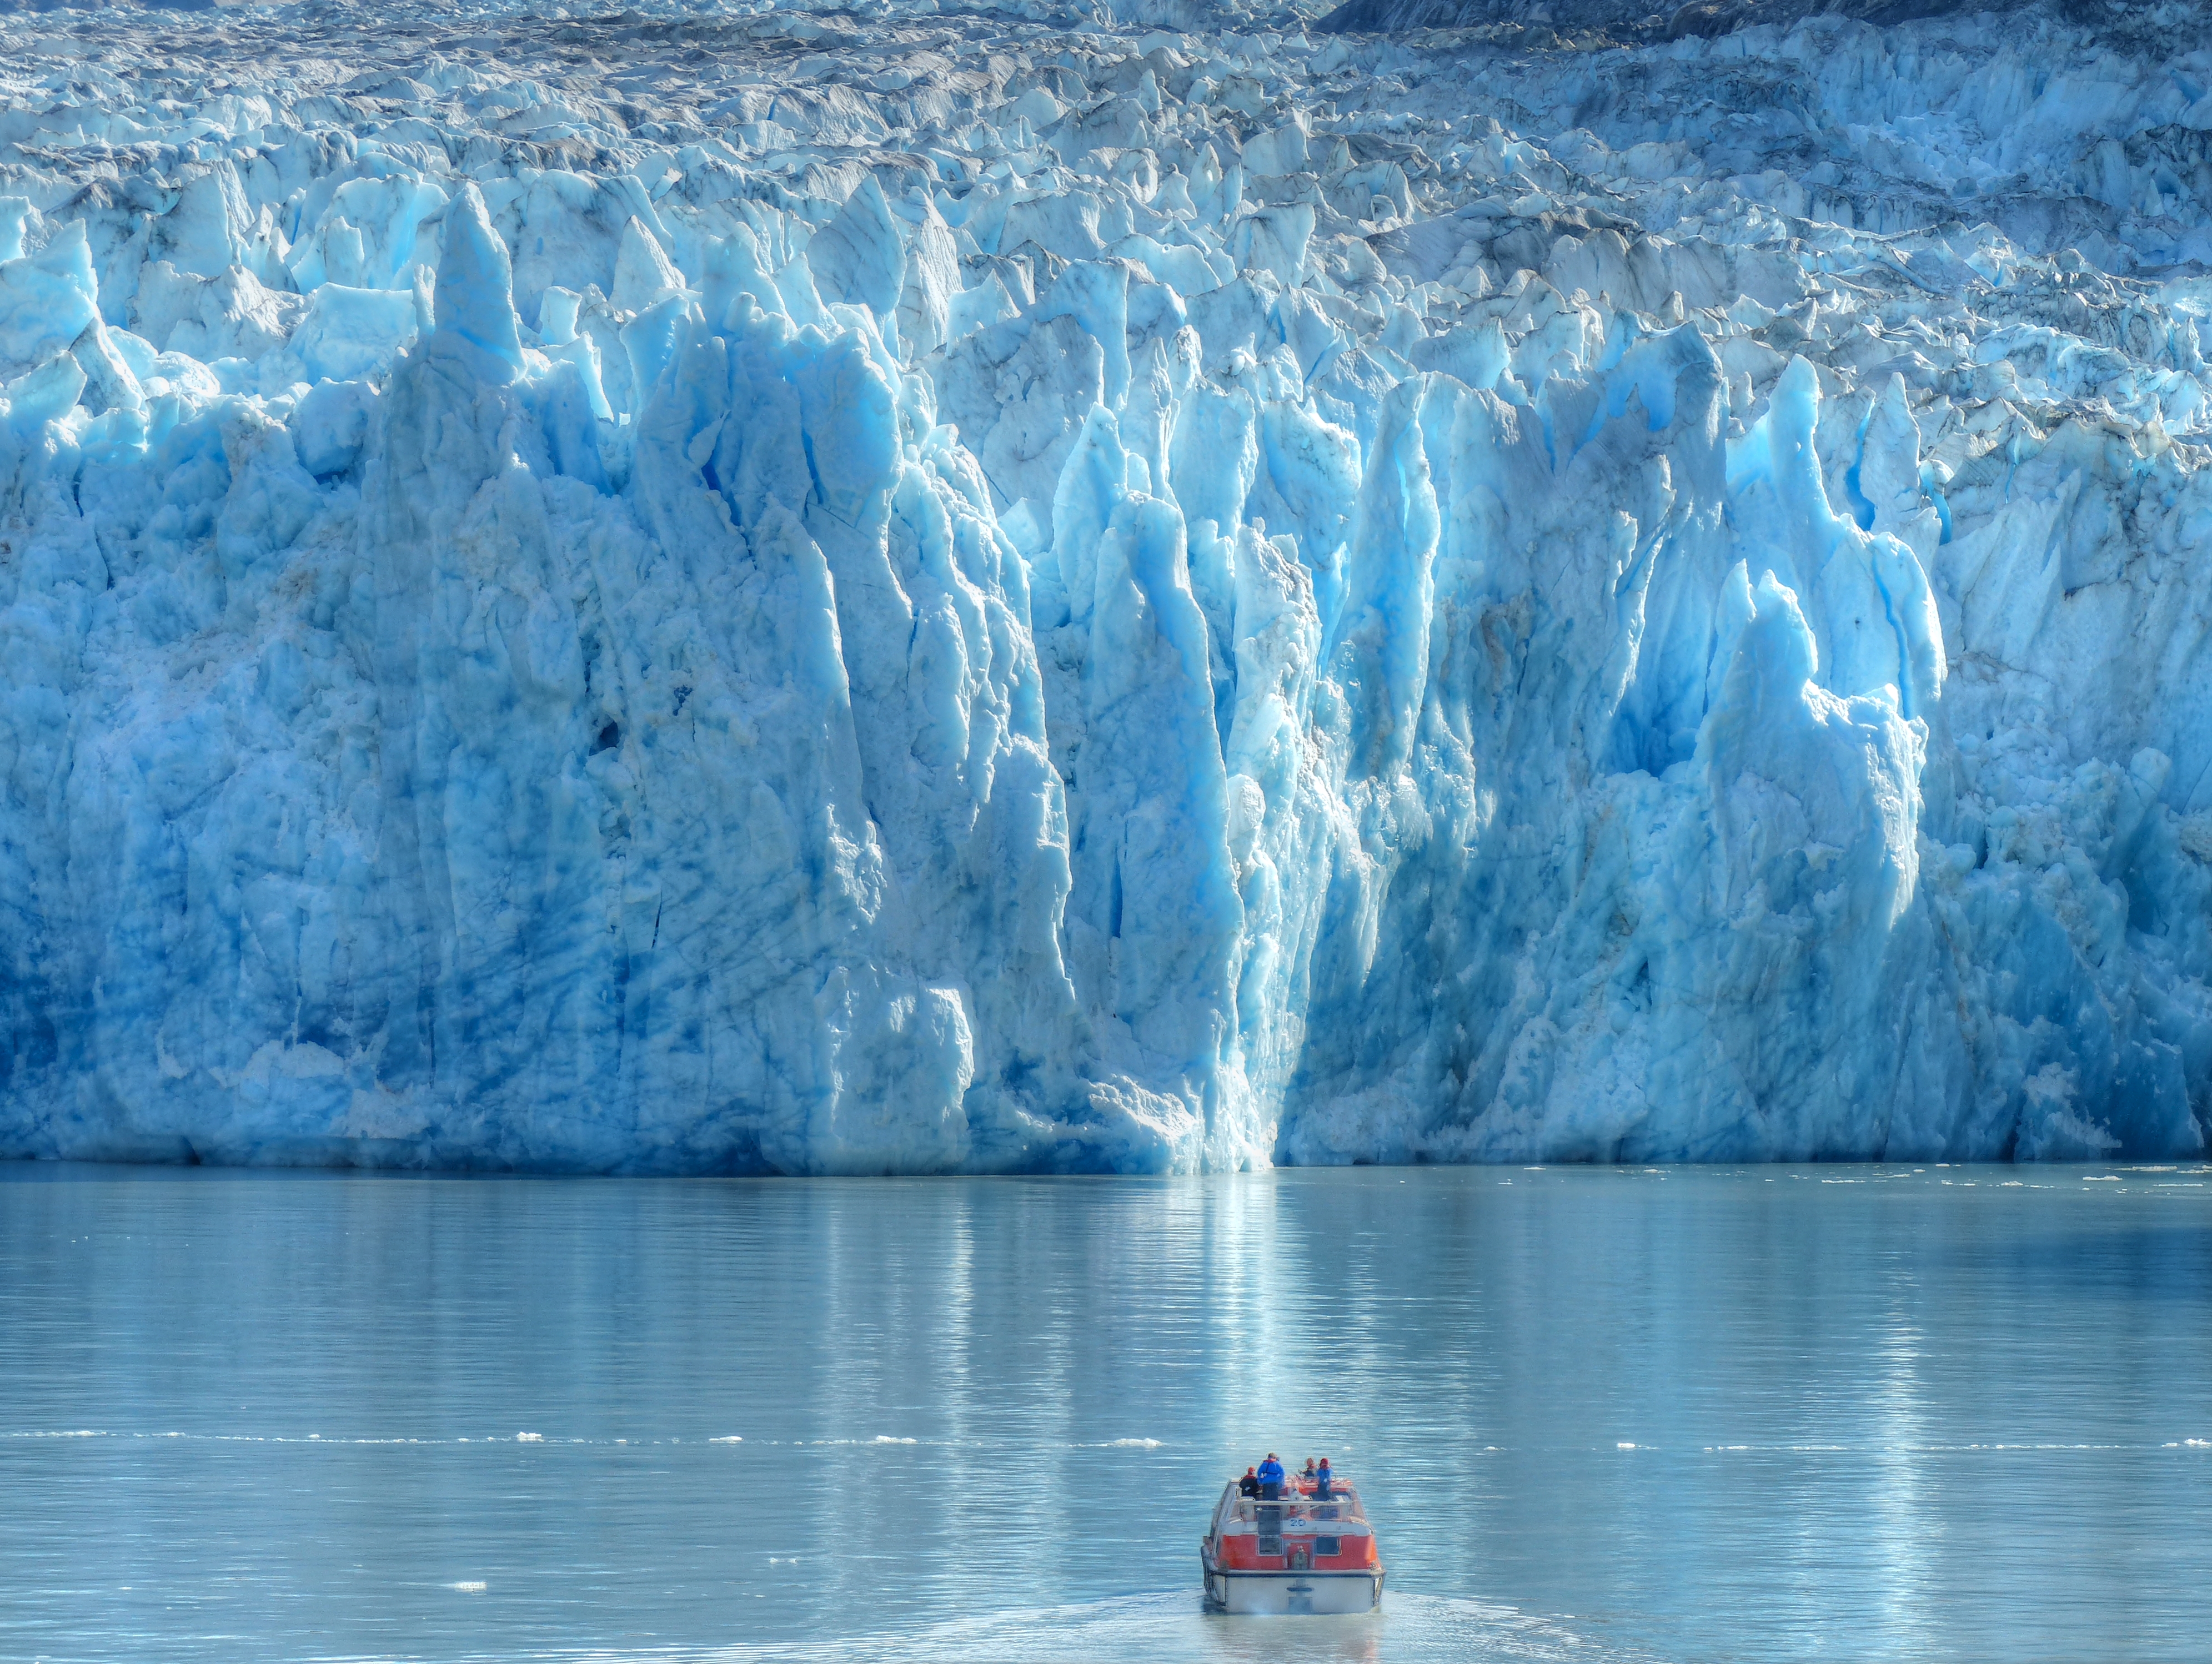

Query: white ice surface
[3,0,2212,1170]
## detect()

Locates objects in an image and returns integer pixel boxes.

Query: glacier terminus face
[2,0,2211,1172]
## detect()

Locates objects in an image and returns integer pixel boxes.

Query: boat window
[1317,1536,1342,1556]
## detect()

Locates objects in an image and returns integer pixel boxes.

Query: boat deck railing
[1222,1492,1366,1528]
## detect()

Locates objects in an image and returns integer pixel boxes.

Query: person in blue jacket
[1256,1452,1285,1500]
[1314,1457,1335,1500]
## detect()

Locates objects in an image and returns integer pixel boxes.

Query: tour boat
[1200,1474,1385,1614]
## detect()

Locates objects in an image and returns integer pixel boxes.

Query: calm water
[4,1163,2211,1663]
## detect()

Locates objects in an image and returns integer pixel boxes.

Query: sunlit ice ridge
[2,0,2211,1174]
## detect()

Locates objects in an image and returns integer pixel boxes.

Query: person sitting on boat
[1301,1457,1318,1487]
[1238,1466,1260,1498]
[1256,1453,1285,1500]
[1314,1457,1335,1499]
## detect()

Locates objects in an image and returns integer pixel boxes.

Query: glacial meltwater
[4,1163,2210,1663]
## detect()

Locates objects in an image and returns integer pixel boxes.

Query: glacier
[2,0,2212,1172]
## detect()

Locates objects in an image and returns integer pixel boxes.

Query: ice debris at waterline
[2,0,2211,1173]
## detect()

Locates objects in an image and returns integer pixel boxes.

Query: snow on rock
[2,0,2211,1170]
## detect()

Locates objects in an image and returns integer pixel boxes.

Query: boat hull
[1201,1561,1384,1615]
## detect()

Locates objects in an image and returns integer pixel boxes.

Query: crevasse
[3,1,2212,1171]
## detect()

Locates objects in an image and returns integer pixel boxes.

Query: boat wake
[417,1591,1670,1664]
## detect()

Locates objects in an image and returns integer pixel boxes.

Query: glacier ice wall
[4,0,2212,1170]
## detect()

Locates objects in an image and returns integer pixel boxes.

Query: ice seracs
[1,0,2211,1171]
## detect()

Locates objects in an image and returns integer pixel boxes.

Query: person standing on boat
[1301,1457,1318,1489]
[1315,1458,1335,1500]
[1256,1453,1285,1500]
[1238,1466,1260,1497]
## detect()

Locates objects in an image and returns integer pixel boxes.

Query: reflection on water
[4,1163,2211,1662]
